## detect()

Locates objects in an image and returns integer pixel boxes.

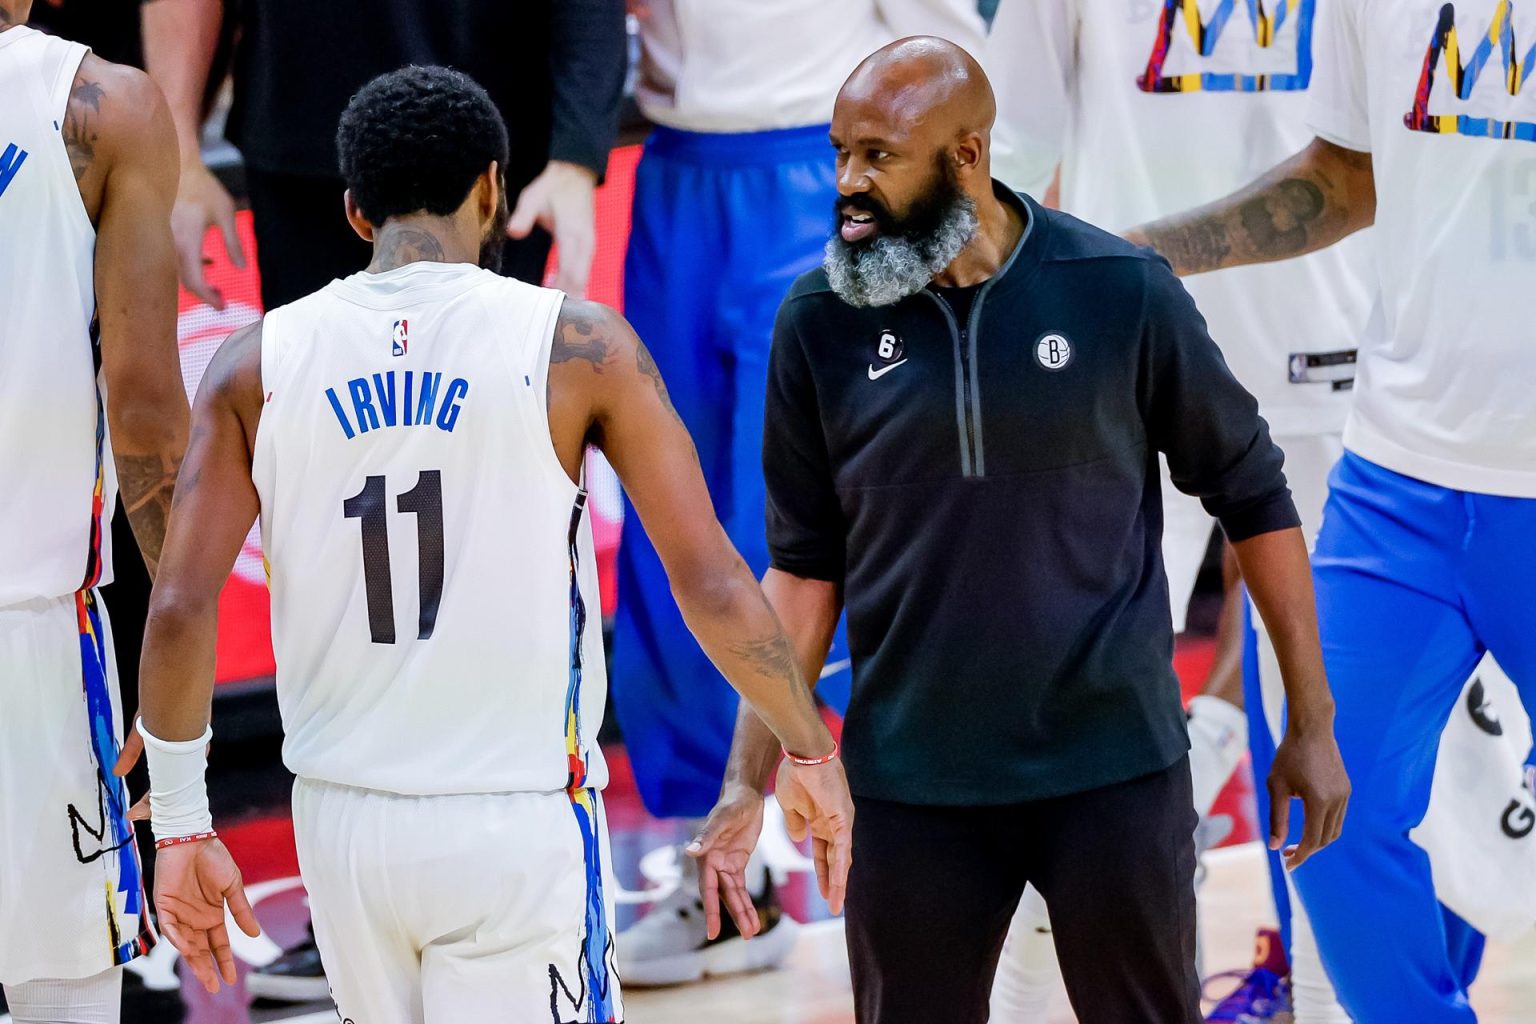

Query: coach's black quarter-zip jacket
[764,187,1300,806]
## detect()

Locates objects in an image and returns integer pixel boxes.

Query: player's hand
[154,838,261,993]
[508,160,597,297]
[686,783,767,940]
[1268,717,1350,870]
[775,758,854,915]
[113,718,144,777]
[173,159,246,309]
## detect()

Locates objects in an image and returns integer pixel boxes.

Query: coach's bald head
[824,37,1006,307]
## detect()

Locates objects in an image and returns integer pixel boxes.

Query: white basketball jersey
[0,27,113,606]
[252,263,609,796]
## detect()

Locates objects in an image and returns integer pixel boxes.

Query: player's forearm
[1127,138,1375,276]
[1230,527,1336,730]
[674,562,835,761]
[110,399,188,578]
[142,0,222,163]
[139,587,220,742]
[721,569,843,793]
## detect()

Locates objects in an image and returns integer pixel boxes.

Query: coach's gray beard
[822,196,980,308]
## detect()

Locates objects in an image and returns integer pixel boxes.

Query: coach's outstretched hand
[154,839,261,993]
[777,758,855,914]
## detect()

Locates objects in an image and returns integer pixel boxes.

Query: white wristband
[138,717,214,844]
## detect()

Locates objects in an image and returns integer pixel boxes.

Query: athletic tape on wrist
[137,717,214,844]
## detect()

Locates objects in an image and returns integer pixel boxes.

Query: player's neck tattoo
[0,4,14,30]
[368,224,448,272]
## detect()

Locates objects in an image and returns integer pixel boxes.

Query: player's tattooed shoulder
[62,79,104,183]
[552,300,617,372]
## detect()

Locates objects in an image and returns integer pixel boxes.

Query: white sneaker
[618,852,800,988]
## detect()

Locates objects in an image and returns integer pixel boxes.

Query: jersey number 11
[343,470,444,644]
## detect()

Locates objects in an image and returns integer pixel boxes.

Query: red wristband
[783,740,839,767]
[155,830,218,851]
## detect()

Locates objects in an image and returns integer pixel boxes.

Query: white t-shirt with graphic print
[1310,0,1536,496]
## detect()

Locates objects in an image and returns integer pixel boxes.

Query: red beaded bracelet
[155,831,218,851]
[783,740,839,767]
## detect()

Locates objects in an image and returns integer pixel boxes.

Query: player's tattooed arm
[62,79,105,183]
[1126,138,1376,276]
[559,299,834,756]
[546,298,689,469]
[118,454,182,575]
[89,56,190,577]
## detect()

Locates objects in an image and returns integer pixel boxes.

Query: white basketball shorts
[0,590,153,985]
[292,777,624,1024]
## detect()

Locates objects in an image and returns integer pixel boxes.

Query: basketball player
[0,4,188,1022]
[693,38,1349,1024]
[1124,2,1536,1019]
[130,66,853,1021]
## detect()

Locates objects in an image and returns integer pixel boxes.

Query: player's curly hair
[337,65,510,224]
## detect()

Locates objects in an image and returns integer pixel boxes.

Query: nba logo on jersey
[392,319,409,357]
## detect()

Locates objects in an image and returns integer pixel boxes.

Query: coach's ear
[344,189,375,243]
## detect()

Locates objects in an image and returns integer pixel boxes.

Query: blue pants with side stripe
[612,124,850,820]
[1290,452,1536,1023]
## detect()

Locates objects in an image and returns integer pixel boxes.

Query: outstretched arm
[132,321,265,992]
[1126,138,1376,276]
[86,57,191,578]
[548,300,853,915]
[552,300,835,759]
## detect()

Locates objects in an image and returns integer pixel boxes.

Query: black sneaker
[246,933,329,1003]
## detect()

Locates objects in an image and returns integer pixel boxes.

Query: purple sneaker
[1203,928,1293,1023]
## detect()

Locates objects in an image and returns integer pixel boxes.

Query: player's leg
[3,969,122,1024]
[290,779,423,1024]
[419,789,622,1024]
[616,127,843,983]
[1291,453,1484,1024]
[1463,488,1536,753]
[1188,543,1249,816]
[845,796,1028,1024]
[988,884,1059,1021]
[609,130,735,822]
[718,125,849,711]
[1035,758,1202,1024]
[1160,465,1248,816]
[0,592,151,1021]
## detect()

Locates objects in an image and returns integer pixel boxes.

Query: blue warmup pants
[613,124,850,820]
[1293,452,1535,1022]
[1243,603,1481,999]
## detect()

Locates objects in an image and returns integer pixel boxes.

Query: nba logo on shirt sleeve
[392,319,409,357]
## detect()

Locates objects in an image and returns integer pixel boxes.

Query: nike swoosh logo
[868,360,908,380]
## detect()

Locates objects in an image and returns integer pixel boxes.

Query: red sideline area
[180,146,642,685]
